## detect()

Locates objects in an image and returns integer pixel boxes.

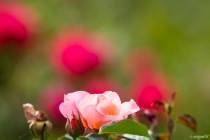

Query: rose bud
[50,27,115,77]
[0,2,39,49]
[65,113,85,138]
[23,103,52,140]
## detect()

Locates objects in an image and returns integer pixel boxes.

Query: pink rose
[59,91,140,130]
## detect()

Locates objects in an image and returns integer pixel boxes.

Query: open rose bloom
[59,91,140,130]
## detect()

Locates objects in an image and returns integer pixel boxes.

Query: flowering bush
[0,1,205,140]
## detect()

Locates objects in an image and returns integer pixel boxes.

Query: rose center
[97,95,107,104]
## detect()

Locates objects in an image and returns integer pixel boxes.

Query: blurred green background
[0,0,210,139]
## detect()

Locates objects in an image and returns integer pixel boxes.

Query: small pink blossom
[59,91,140,130]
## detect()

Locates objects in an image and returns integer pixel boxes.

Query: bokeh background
[0,0,210,139]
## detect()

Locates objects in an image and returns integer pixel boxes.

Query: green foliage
[58,134,74,140]
[59,119,150,140]
[83,133,107,140]
[99,119,150,138]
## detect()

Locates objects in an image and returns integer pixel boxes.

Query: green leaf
[58,137,71,140]
[77,136,89,140]
[117,135,136,140]
[107,136,114,140]
[86,133,107,140]
[99,121,116,131]
[58,134,74,140]
[176,114,197,132]
[98,119,150,138]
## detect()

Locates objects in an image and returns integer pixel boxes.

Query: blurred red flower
[132,73,171,110]
[38,83,75,128]
[0,2,38,48]
[128,48,173,110]
[50,27,115,76]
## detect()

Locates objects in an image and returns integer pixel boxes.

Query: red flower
[0,2,38,48]
[50,27,115,76]
[132,74,170,110]
[128,48,173,110]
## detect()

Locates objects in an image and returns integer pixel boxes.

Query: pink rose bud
[59,91,140,130]
[0,2,39,48]
[50,27,115,76]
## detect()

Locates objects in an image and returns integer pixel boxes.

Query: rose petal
[96,99,121,116]
[103,91,120,101]
[120,99,140,117]
[82,104,123,129]
[23,103,36,121]
[78,94,98,111]
[64,91,89,103]
[59,101,78,120]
